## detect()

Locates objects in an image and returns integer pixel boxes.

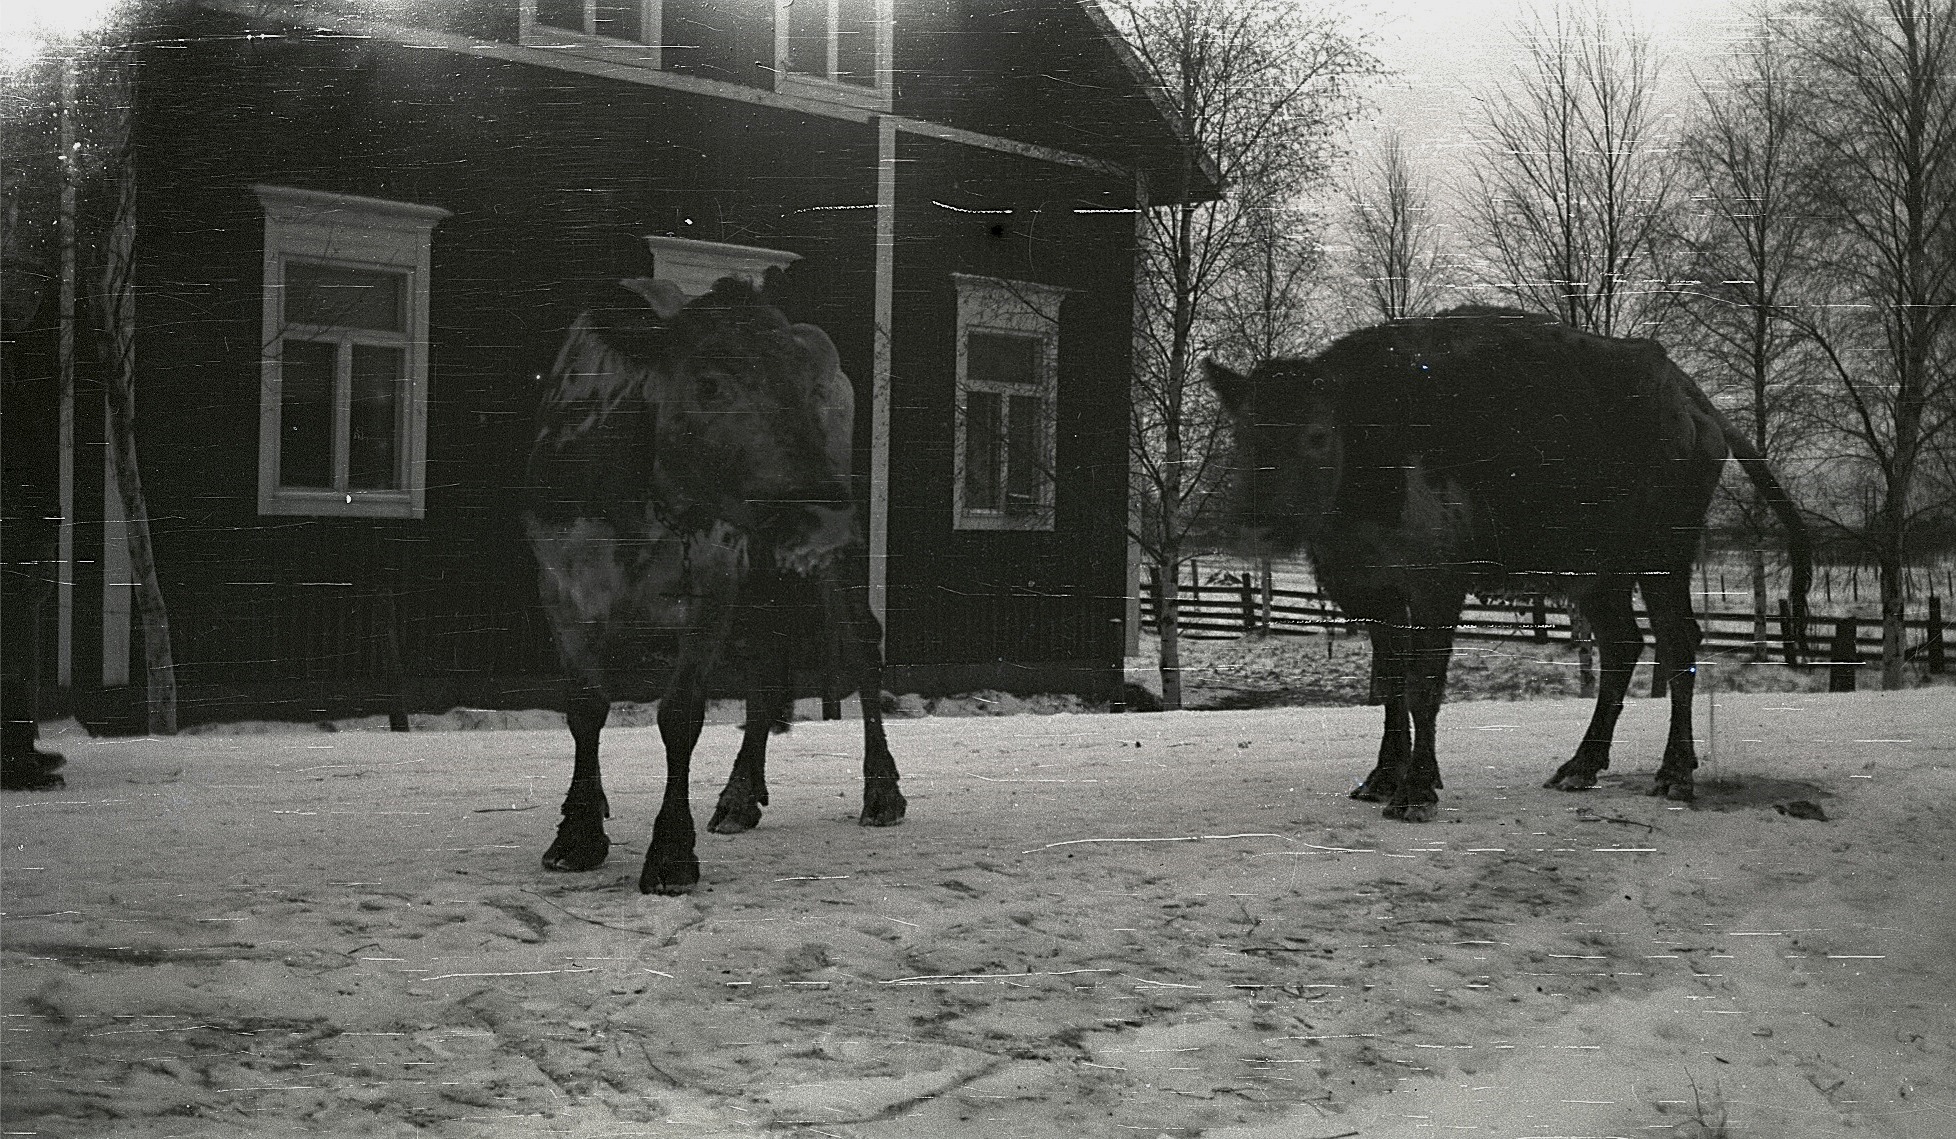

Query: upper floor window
[522,0,663,67]
[254,185,447,519]
[775,0,890,110]
[951,274,1069,532]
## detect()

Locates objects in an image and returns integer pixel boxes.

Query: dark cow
[523,276,905,894]
[1206,306,1811,821]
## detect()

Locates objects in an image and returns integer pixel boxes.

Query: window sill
[955,509,1054,533]
[261,489,424,520]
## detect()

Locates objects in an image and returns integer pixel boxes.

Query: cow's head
[1206,358,1343,554]
[569,276,858,573]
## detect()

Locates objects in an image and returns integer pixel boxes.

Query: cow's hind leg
[1642,576,1704,802]
[843,583,905,826]
[1546,585,1643,791]
[543,683,612,872]
[642,682,705,895]
[711,685,784,835]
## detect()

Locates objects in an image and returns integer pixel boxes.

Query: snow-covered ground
[4,689,1952,1138]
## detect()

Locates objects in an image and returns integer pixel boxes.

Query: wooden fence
[1141,571,1949,670]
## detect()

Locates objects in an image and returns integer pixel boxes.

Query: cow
[523,276,905,895]
[1206,306,1811,822]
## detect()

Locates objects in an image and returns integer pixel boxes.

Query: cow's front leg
[643,687,704,894]
[543,683,612,872]
[842,586,905,826]
[1384,589,1462,823]
[1352,622,1407,803]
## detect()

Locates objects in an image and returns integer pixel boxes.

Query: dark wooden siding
[124,9,876,715]
[882,133,1136,681]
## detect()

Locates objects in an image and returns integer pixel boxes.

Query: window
[254,185,447,519]
[952,273,1069,531]
[775,0,890,110]
[522,0,662,67]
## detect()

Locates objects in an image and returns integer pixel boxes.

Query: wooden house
[15,0,1215,728]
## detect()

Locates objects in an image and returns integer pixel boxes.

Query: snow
[5,689,1953,1137]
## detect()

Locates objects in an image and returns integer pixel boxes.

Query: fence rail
[1141,572,1948,668]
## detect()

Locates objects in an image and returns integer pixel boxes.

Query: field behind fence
[1142,560,1950,670]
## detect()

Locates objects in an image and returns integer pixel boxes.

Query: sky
[1350,0,1753,162]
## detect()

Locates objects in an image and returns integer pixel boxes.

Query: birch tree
[1347,128,1446,322]
[1671,4,1829,659]
[1465,1,1677,337]
[1107,0,1373,709]
[1788,0,1956,688]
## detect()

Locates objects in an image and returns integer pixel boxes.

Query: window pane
[1007,394,1045,508]
[594,0,641,41]
[536,0,585,31]
[968,332,1040,388]
[279,339,336,489]
[835,0,876,86]
[964,390,1001,511]
[785,0,827,75]
[285,262,405,333]
[350,345,404,490]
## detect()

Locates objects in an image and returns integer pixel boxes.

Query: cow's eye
[696,372,723,403]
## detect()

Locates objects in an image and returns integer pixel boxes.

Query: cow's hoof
[709,797,762,835]
[1351,777,1395,803]
[1383,800,1439,823]
[1544,769,1600,792]
[1648,776,1695,803]
[860,781,906,827]
[542,819,610,872]
[639,855,700,896]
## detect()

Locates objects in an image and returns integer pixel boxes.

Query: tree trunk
[1879,549,1905,690]
[1151,561,1184,711]
[96,132,177,735]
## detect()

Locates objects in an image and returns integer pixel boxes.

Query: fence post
[1240,573,1255,632]
[1828,616,1859,693]
[1928,596,1945,675]
[1532,594,1548,643]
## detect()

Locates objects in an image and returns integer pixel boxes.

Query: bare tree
[1465,1,1678,337]
[1107,0,1374,709]
[1212,202,1327,365]
[1670,3,1830,660]
[7,37,179,732]
[1787,0,1956,688]
[1347,128,1446,321]
[1463,0,1679,694]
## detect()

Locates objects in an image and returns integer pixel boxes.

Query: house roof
[896,1,1223,204]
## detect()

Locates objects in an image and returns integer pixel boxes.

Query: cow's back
[1316,312,1722,577]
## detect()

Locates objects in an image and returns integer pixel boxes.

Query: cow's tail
[1684,381,1813,662]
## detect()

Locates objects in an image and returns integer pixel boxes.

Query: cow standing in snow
[524,277,904,895]
[1208,307,1811,821]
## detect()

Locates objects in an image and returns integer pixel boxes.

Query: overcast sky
[1351,0,1751,158]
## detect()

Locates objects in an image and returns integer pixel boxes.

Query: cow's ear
[1205,360,1251,416]
[619,277,690,321]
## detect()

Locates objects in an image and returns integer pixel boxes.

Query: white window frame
[773,0,892,112]
[520,0,663,69]
[254,184,447,519]
[642,234,801,300]
[951,273,1069,532]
